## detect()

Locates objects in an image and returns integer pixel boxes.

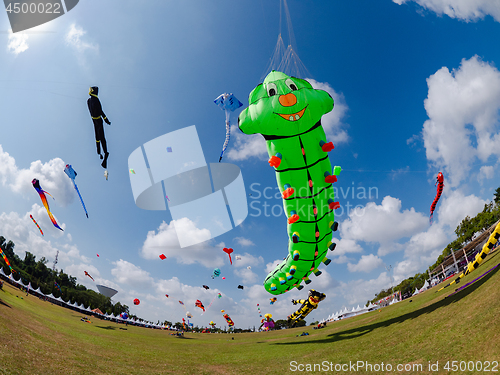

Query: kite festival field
[1,251,499,375]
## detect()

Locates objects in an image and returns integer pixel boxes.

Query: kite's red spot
[288,214,299,224]
[283,187,294,199]
[325,175,337,184]
[269,155,281,168]
[329,201,340,210]
[322,142,334,152]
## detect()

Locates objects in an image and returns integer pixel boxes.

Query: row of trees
[370,187,500,305]
[0,236,128,316]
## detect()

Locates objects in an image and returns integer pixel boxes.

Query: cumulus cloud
[393,0,500,23]
[140,220,225,268]
[0,146,74,206]
[226,80,349,161]
[233,267,259,284]
[422,56,500,186]
[340,196,428,256]
[111,259,155,288]
[337,272,392,305]
[65,24,98,65]
[65,263,100,287]
[233,237,255,247]
[7,31,28,54]
[233,252,264,269]
[478,165,495,183]
[331,238,365,258]
[226,125,267,161]
[265,259,283,273]
[65,23,98,52]
[347,254,384,273]
[436,189,487,230]
[0,208,92,276]
[308,79,349,144]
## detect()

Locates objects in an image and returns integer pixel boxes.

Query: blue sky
[1,0,500,328]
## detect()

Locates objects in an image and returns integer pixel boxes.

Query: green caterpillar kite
[238,71,340,295]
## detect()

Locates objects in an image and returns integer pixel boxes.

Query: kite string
[202,295,218,315]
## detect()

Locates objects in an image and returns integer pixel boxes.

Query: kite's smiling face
[238,71,333,137]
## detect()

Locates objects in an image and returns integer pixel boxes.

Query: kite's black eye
[286,79,298,91]
[267,83,277,97]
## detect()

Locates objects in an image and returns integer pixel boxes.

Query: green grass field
[1,250,499,375]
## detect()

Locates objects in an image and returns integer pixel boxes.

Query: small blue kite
[64,164,89,218]
[214,93,243,162]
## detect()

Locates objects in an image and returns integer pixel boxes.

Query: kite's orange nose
[279,93,297,107]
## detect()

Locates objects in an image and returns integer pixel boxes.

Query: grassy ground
[1,250,499,375]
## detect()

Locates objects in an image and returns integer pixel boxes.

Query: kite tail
[437,221,500,292]
[219,114,231,162]
[73,181,89,218]
[47,210,64,231]
[36,189,63,231]
[43,190,54,199]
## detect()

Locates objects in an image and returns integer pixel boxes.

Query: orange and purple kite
[32,179,63,231]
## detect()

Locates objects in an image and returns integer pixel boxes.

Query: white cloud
[0,208,93,279]
[65,263,100,287]
[140,220,225,268]
[65,23,98,65]
[0,146,74,206]
[422,56,500,186]
[233,252,264,269]
[337,272,392,305]
[7,31,28,54]
[233,237,255,247]
[478,165,494,183]
[331,238,364,258]
[265,259,283,273]
[436,189,487,229]
[340,196,428,256]
[393,0,500,23]
[111,259,155,288]
[347,254,384,273]
[308,79,349,144]
[233,267,259,284]
[308,268,339,290]
[226,125,267,161]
